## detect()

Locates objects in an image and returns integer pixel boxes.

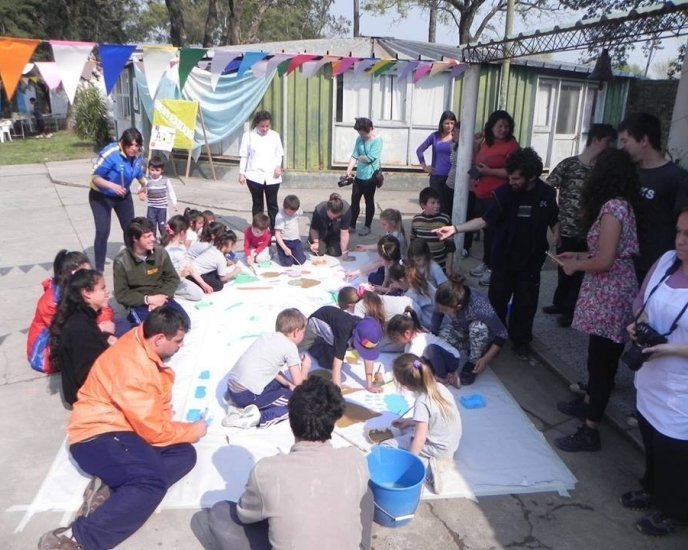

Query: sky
[330,0,687,78]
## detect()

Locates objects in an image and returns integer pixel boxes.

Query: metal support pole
[498,0,515,110]
[452,64,481,259]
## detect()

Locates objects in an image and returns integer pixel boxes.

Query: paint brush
[395,405,414,418]
[333,429,369,453]
[248,264,258,277]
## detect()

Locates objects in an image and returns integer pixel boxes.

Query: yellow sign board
[152,99,199,151]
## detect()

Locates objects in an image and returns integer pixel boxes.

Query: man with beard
[38,307,207,550]
[435,147,558,361]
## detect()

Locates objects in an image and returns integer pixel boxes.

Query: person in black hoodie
[50,269,116,406]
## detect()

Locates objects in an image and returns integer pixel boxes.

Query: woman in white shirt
[239,111,284,233]
[620,208,688,537]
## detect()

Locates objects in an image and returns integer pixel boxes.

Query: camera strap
[634,255,688,337]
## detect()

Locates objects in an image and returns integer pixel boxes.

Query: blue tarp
[135,64,276,158]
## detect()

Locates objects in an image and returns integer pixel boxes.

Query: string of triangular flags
[0,37,468,105]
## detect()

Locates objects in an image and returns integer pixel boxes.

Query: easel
[149,103,217,181]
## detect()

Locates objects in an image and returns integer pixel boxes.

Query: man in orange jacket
[39,307,207,550]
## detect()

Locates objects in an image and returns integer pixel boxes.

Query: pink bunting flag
[412,62,433,84]
[209,49,242,91]
[34,62,62,90]
[49,40,96,104]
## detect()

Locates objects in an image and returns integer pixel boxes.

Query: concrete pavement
[1,159,684,548]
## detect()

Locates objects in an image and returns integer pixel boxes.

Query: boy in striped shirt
[411,187,455,273]
[138,155,177,238]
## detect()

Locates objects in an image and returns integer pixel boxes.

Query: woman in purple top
[416,110,457,216]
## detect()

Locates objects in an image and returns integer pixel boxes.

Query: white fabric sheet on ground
[12,253,576,530]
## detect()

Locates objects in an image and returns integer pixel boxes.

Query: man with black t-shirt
[619,113,688,283]
[434,148,559,360]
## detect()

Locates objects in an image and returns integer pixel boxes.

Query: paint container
[366,446,426,527]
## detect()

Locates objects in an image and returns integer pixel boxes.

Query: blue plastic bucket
[366,446,426,527]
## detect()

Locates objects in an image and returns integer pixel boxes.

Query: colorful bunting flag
[301,56,337,78]
[370,59,396,76]
[429,61,451,78]
[397,60,420,81]
[331,57,358,77]
[353,58,377,76]
[49,40,96,104]
[179,48,206,91]
[238,52,267,77]
[265,54,292,74]
[209,49,242,91]
[34,62,62,90]
[412,61,433,84]
[285,54,318,75]
[99,44,136,95]
[142,46,178,100]
[0,37,40,100]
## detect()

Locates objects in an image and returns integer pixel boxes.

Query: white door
[550,82,584,169]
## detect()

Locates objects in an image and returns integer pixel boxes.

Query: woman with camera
[346,117,383,237]
[619,207,688,536]
[553,149,641,453]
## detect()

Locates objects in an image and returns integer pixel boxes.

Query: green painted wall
[260,64,629,171]
[258,71,332,171]
[450,64,534,145]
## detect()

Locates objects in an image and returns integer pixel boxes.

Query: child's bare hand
[201,283,214,294]
[345,270,359,281]
[367,383,383,394]
[354,244,367,252]
[137,191,146,201]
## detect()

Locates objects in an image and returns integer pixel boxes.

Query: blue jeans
[128,298,190,327]
[276,239,306,267]
[70,431,196,549]
[227,379,292,427]
[146,206,167,238]
[89,190,135,272]
[423,344,460,378]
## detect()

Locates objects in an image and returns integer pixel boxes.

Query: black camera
[338,174,354,187]
[621,322,667,371]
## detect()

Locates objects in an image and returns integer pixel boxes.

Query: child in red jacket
[27,250,114,373]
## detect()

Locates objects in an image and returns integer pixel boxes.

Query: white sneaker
[478,269,492,286]
[469,263,487,277]
[222,404,261,428]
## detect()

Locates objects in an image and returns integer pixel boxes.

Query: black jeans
[551,236,587,315]
[638,412,688,521]
[488,267,541,347]
[247,180,280,231]
[429,175,452,217]
[585,334,624,422]
[463,191,476,253]
[350,177,377,229]
[89,189,135,271]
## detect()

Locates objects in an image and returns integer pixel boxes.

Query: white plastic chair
[0,119,13,143]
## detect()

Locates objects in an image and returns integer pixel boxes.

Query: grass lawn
[0,130,98,165]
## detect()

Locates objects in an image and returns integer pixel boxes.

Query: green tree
[362,0,559,45]
[150,0,349,47]
[0,0,43,37]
